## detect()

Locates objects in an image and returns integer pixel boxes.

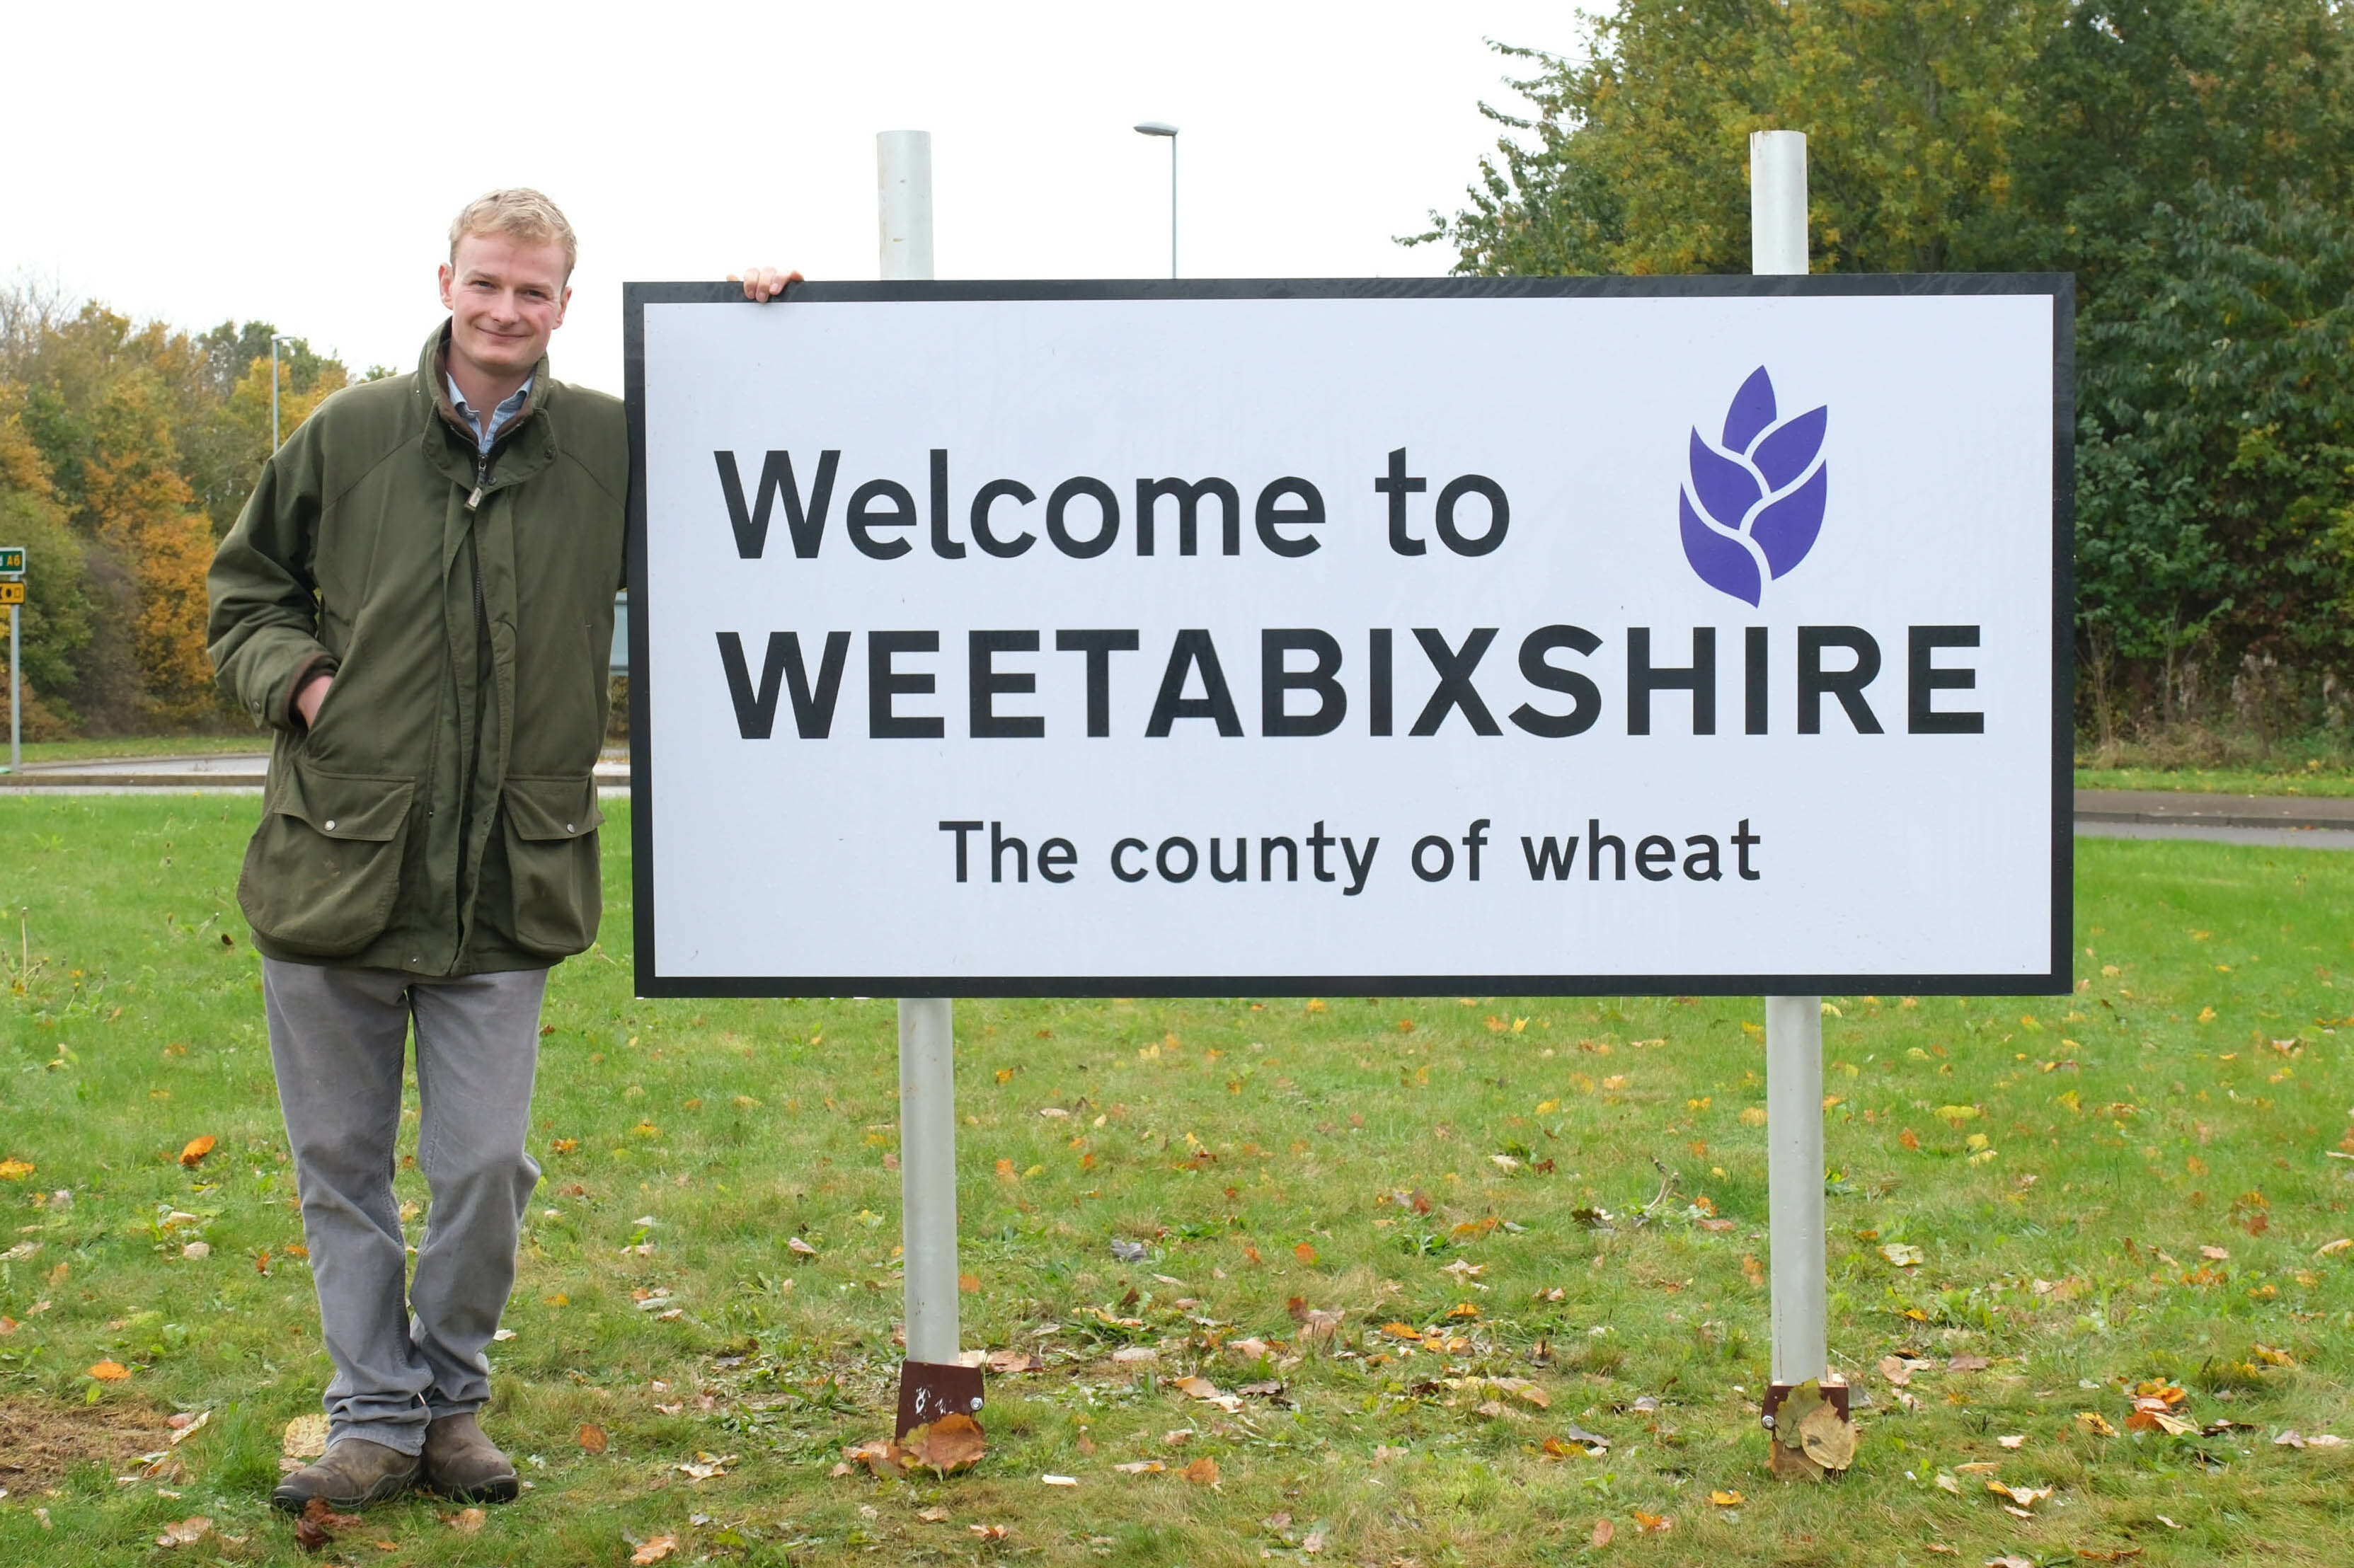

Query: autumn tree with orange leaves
[0,284,354,734]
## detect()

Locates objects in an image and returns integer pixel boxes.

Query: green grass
[1,734,268,766]
[3,798,2353,1565]
[2077,763,2354,798]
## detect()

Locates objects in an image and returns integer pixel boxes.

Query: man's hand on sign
[730,267,803,303]
[294,671,331,729]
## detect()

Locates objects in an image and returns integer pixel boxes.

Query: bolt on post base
[895,1360,984,1439]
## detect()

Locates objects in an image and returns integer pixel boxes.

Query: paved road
[0,754,628,797]
[3,763,2352,846]
[2074,788,2354,850]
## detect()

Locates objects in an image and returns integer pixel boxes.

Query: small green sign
[0,546,23,576]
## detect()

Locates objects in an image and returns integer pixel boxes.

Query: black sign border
[625,274,2074,999]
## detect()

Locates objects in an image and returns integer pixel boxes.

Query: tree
[0,283,352,734]
[0,388,93,737]
[1411,0,2060,279]
[2075,182,2354,727]
[1416,0,2354,728]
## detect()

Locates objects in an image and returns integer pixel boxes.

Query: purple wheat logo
[1677,366,1828,606]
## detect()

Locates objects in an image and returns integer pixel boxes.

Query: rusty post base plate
[1762,1376,1851,1480]
[895,1360,985,1438]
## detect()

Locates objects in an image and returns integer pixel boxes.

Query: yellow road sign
[0,582,23,604]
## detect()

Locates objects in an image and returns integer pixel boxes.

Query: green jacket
[207,325,626,974]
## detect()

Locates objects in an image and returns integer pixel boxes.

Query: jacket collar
[416,322,558,489]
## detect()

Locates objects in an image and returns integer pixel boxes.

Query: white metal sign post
[1750,129,1841,1467]
[621,204,2074,1451]
[873,127,982,1436]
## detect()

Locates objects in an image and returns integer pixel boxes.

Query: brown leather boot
[421,1412,519,1503]
[270,1436,420,1513]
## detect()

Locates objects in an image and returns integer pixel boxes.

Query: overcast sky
[2,1,1585,394]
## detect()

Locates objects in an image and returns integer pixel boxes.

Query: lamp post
[270,333,297,451]
[1133,121,1178,278]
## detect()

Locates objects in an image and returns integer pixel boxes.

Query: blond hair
[448,188,578,278]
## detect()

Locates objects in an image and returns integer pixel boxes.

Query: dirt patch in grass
[0,1397,176,1491]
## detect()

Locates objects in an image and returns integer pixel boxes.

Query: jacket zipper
[457,452,494,964]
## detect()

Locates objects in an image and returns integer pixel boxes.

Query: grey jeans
[263,957,547,1453]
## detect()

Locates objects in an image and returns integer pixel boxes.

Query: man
[207,189,796,1513]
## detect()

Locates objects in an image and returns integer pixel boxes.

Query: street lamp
[270,333,297,450]
[1134,121,1178,279]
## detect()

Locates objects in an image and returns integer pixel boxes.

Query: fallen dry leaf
[168,1410,210,1447]
[0,1158,34,1180]
[2200,1244,2229,1261]
[1488,1375,1550,1409]
[630,1536,679,1565]
[2074,1411,2118,1437]
[154,1516,211,1547]
[787,1236,819,1257]
[2127,1403,2197,1437]
[1590,1518,1615,1547]
[1882,1243,1925,1268]
[842,1438,900,1476]
[1114,1459,1166,1474]
[969,1523,1009,1540]
[1948,1354,1991,1373]
[1301,1527,1328,1553]
[1880,1354,1912,1387]
[902,1413,986,1475]
[294,1497,362,1552]
[1986,1481,2052,1509]
[444,1507,485,1534]
[917,1506,951,1522]
[1798,1400,1856,1472]
[578,1422,608,1453]
[1709,1489,1743,1506]
[87,1360,130,1381]
[1631,1510,1672,1534]
[1997,1434,2026,1449]
[178,1135,217,1168]
[283,1412,329,1460]
[1183,1456,1220,1486]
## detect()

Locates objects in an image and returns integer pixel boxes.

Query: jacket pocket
[239,764,416,957]
[499,775,604,955]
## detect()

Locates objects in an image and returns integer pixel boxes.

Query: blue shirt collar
[446,373,533,454]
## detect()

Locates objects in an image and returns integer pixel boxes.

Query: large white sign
[626,279,2069,996]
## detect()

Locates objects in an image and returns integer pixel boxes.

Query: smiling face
[437,230,571,388]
